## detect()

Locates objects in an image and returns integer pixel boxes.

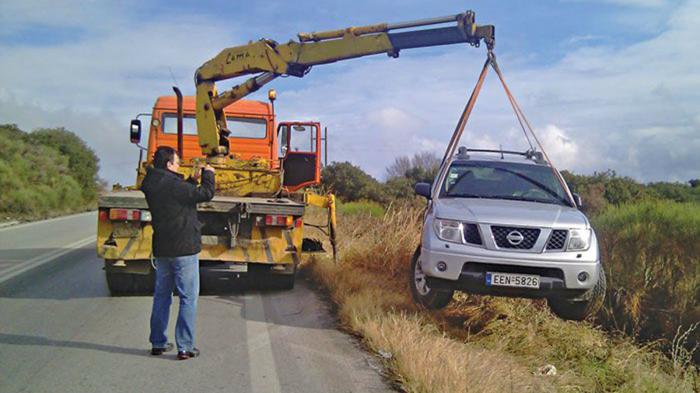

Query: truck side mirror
[130,119,142,144]
[414,182,432,199]
[572,193,583,209]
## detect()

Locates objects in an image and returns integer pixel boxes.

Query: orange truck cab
[97,95,326,294]
[133,96,322,192]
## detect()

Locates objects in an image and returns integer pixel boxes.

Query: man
[140,146,215,360]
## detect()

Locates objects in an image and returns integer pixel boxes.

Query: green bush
[593,201,700,362]
[562,170,700,215]
[322,162,388,203]
[28,127,100,202]
[0,124,99,220]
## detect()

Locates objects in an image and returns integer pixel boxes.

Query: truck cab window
[289,124,317,153]
[225,117,267,139]
[162,115,266,139]
[162,114,198,135]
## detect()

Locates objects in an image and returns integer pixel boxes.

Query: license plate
[486,272,540,289]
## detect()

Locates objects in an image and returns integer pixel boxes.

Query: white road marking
[244,293,282,393]
[0,211,95,233]
[0,236,96,284]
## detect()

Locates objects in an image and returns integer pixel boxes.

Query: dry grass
[302,202,697,393]
[307,249,552,393]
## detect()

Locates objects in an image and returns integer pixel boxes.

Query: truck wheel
[409,247,453,309]
[106,271,155,295]
[269,273,295,290]
[548,267,606,321]
[248,264,296,290]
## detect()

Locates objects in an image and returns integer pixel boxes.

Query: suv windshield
[440,160,571,206]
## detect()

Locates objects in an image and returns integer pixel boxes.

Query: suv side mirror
[130,119,142,144]
[572,193,583,209]
[414,182,432,199]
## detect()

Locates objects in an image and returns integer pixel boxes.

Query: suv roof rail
[455,146,548,165]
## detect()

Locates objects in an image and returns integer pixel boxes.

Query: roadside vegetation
[593,201,700,368]
[0,124,101,221]
[305,153,699,392]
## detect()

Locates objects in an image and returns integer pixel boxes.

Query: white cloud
[0,2,242,185]
[277,1,699,182]
[0,1,698,185]
[535,125,581,169]
[566,35,606,45]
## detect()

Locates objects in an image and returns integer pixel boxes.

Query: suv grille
[491,226,540,249]
[463,223,482,245]
[546,229,568,250]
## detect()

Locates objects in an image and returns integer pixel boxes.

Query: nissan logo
[506,230,524,245]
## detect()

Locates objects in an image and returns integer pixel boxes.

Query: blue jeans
[149,254,200,352]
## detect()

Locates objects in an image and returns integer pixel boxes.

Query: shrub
[593,201,700,362]
[322,161,388,203]
[28,127,100,201]
[0,124,98,219]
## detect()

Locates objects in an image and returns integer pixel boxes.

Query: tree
[386,151,440,183]
[321,162,387,203]
[28,127,100,202]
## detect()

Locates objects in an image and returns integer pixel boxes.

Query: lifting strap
[437,50,576,207]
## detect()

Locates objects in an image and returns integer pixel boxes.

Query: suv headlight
[567,229,591,251]
[434,218,464,244]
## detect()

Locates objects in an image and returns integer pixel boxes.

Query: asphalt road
[0,213,391,393]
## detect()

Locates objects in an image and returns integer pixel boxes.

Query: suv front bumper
[420,245,601,298]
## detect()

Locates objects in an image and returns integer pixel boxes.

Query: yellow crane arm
[194,10,495,156]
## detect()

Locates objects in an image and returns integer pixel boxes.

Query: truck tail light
[109,208,141,221]
[99,209,109,222]
[257,215,293,227]
[295,218,303,228]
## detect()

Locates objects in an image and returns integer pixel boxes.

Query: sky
[0,0,698,186]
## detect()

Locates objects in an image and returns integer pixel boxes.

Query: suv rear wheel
[548,267,606,321]
[409,247,454,309]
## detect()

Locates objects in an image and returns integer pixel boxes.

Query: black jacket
[140,167,215,257]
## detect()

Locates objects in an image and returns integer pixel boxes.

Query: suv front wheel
[547,267,606,321]
[409,247,454,309]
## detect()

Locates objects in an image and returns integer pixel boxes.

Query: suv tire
[409,247,454,309]
[548,267,606,321]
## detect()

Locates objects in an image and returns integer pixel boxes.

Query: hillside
[0,124,100,220]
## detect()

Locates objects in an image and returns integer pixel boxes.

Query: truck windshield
[162,114,267,139]
[440,160,571,206]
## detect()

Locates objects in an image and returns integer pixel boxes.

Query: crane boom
[195,10,495,157]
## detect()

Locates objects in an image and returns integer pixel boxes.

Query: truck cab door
[278,122,321,192]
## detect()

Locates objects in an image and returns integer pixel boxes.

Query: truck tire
[548,267,606,321]
[269,273,295,290]
[248,263,296,290]
[409,247,453,309]
[106,271,155,295]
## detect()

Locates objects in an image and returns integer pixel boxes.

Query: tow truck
[96,11,495,294]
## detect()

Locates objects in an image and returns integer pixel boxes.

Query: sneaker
[176,348,200,360]
[151,343,174,356]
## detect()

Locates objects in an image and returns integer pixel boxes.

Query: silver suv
[411,148,605,320]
